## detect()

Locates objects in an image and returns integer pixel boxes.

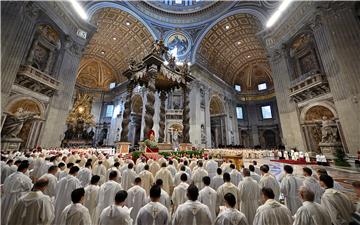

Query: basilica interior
[1,1,359,158]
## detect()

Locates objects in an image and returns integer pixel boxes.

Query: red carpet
[270,159,317,165]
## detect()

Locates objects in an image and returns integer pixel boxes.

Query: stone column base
[1,137,23,152]
[319,142,343,159]
[115,142,131,154]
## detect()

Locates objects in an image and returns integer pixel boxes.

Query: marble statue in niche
[200,88,205,108]
[1,108,40,138]
[321,116,339,143]
[201,124,206,144]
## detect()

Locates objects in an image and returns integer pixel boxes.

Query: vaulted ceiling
[196,13,273,92]
[76,7,154,90]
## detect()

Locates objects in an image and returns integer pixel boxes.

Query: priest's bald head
[33,178,49,192]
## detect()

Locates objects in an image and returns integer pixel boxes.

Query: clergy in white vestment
[293,186,331,225]
[135,158,146,174]
[229,164,243,186]
[136,185,170,225]
[54,166,82,225]
[39,165,58,198]
[319,174,355,225]
[56,162,67,180]
[316,168,345,191]
[167,160,178,177]
[126,177,147,223]
[302,167,323,203]
[253,187,293,225]
[96,170,123,220]
[77,162,92,187]
[252,161,261,175]
[248,165,261,183]
[172,173,190,213]
[205,156,218,179]
[139,164,155,195]
[59,188,92,225]
[99,190,133,225]
[93,161,107,185]
[192,161,208,190]
[8,178,55,225]
[211,168,224,190]
[84,175,100,224]
[237,168,260,225]
[172,184,212,225]
[106,162,122,183]
[155,179,172,211]
[259,164,280,200]
[280,165,303,215]
[1,159,14,183]
[215,193,248,225]
[155,163,174,194]
[216,173,241,212]
[1,161,33,225]
[174,166,191,186]
[122,163,138,190]
[149,161,160,177]
[198,176,217,221]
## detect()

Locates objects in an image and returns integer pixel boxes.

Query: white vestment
[253,199,293,225]
[136,162,145,174]
[167,165,177,177]
[172,182,189,211]
[174,171,191,186]
[250,172,261,183]
[238,177,260,225]
[1,171,33,224]
[106,167,122,183]
[303,176,323,203]
[93,164,107,185]
[138,170,154,195]
[7,191,54,225]
[77,167,92,187]
[59,203,92,225]
[136,201,170,225]
[192,167,208,190]
[84,184,100,224]
[205,160,218,178]
[321,188,355,225]
[39,173,58,197]
[99,205,133,225]
[155,168,174,194]
[280,174,303,215]
[230,169,243,186]
[54,175,82,225]
[210,174,224,190]
[122,169,137,190]
[217,182,240,210]
[126,185,147,222]
[293,201,331,225]
[172,200,212,225]
[215,208,248,225]
[259,174,280,200]
[149,162,160,177]
[198,186,217,221]
[96,180,123,219]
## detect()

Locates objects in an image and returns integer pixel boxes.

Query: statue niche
[62,93,96,146]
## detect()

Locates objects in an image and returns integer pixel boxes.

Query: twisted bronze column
[143,75,156,137]
[120,82,134,142]
[158,91,167,143]
[182,85,190,143]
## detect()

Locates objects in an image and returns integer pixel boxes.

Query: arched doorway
[209,96,226,148]
[263,130,276,148]
[301,104,336,152]
[130,95,143,146]
[240,130,250,147]
[5,97,45,149]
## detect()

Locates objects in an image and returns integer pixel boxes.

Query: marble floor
[243,158,360,203]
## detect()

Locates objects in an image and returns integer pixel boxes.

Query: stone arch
[5,95,46,119]
[300,101,338,124]
[209,95,225,115]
